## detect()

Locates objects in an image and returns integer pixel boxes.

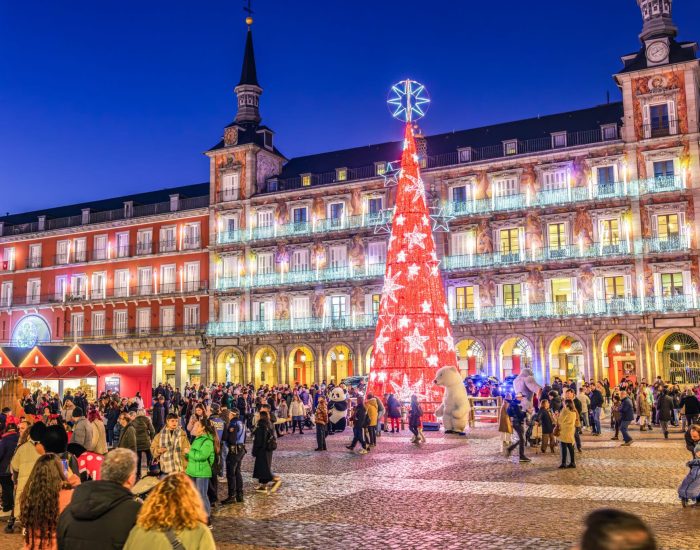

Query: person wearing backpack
[251,411,278,494]
[185,418,216,526]
[221,408,246,505]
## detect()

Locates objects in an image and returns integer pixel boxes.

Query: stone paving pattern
[0,423,697,549]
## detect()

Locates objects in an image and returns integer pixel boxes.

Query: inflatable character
[327,387,348,433]
[512,367,541,412]
[434,366,470,435]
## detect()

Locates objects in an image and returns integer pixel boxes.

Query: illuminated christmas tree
[367,80,459,416]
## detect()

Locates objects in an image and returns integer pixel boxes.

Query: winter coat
[185,434,215,479]
[252,422,274,484]
[678,459,700,500]
[548,392,563,413]
[71,418,93,450]
[151,402,166,433]
[365,398,379,427]
[314,402,328,425]
[124,523,215,550]
[535,408,555,435]
[557,407,578,444]
[56,480,141,550]
[657,394,674,422]
[637,392,652,416]
[408,402,423,429]
[686,430,700,456]
[289,401,305,417]
[117,422,137,452]
[682,395,700,416]
[498,401,513,434]
[387,396,401,418]
[589,389,604,410]
[0,431,19,475]
[578,393,590,413]
[620,397,635,422]
[11,440,41,512]
[132,415,155,451]
[352,404,368,429]
[90,420,108,455]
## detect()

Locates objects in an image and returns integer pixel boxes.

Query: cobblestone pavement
[0,423,697,549]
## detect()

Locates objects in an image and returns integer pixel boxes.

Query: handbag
[553,424,561,437]
[266,429,277,451]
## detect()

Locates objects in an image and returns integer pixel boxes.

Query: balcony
[207,295,700,337]
[0,280,208,309]
[642,119,678,140]
[159,240,177,253]
[218,263,386,290]
[26,257,42,269]
[136,242,152,256]
[62,324,206,341]
[181,237,201,250]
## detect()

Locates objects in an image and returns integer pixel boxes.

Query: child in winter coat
[679,443,700,507]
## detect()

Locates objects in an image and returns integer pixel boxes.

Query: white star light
[404,327,429,354]
[436,317,445,328]
[430,251,438,261]
[390,374,428,404]
[398,315,410,329]
[426,355,439,367]
[430,207,456,233]
[407,263,420,279]
[404,173,426,201]
[421,215,430,226]
[395,214,405,226]
[430,261,441,277]
[405,226,427,250]
[442,333,455,351]
[381,162,400,188]
[421,300,432,313]
[373,215,392,235]
[396,250,407,263]
[375,331,390,354]
[382,268,404,304]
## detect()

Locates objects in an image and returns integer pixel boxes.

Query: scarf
[159,427,185,474]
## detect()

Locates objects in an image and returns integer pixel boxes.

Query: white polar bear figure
[433,366,471,435]
[512,367,541,412]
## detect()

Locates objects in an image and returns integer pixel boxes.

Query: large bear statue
[327,387,348,433]
[512,367,541,412]
[434,366,471,435]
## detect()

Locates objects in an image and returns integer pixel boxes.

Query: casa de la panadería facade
[2,0,700,389]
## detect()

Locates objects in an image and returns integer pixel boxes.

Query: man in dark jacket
[57,448,141,550]
[221,408,246,505]
[129,411,155,480]
[151,396,166,434]
[619,389,635,446]
[566,388,583,452]
[505,394,531,463]
[0,424,19,515]
[589,383,604,435]
[681,390,700,427]
[657,388,675,439]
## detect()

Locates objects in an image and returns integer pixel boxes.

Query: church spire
[234,14,262,125]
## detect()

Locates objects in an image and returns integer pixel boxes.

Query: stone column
[149,349,159,386]
[174,350,185,390]
[199,348,210,387]
[314,344,325,384]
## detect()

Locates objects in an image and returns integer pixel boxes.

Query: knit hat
[72,407,84,419]
[41,425,69,454]
[28,422,47,444]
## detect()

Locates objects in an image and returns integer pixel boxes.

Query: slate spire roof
[238,27,259,88]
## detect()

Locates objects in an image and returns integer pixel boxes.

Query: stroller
[303,409,315,429]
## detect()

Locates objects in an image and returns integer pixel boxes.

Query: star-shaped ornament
[404,226,427,250]
[373,215,392,235]
[390,374,428,404]
[404,173,426,201]
[429,260,441,277]
[407,264,420,279]
[404,327,429,354]
[374,331,390,354]
[395,214,406,226]
[381,162,401,188]
[442,333,455,351]
[396,250,407,263]
[430,207,455,233]
[421,300,432,313]
[426,355,439,367]
[398,315,411,329]
[382,268,404,304]
[436,317,445,328]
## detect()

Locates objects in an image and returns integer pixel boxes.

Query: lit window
[604,276,625,300]
[551,132,567,148]
[336,168,347,182]
[500,228,520,256]
[548,223,566,250]
[455,286,474,311]
[375,162,387,176]
[301,174,311,187]
[600,219,620,247]
[657,214,679,240]
[503,140,518,156]
[502,284,521,306]
[661,272,683,297]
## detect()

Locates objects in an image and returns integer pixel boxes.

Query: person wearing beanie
[41,424,81,478]
[71,407,94,452]
[8,422,47,532]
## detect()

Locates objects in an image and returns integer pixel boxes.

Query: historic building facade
[0,187,210,388]
[3,0,700,388]
[205,1,700,387]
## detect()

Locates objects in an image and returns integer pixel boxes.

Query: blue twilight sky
[2,0,700,215]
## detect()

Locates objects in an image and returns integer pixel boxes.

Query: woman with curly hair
[20,453,74,550]
[123,472,215,549]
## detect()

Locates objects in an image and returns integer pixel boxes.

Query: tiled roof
[0,182,208,227]
[279,103,624,179]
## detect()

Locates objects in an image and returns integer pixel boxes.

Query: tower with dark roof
[637,0,677,41]
[234,23,262,125]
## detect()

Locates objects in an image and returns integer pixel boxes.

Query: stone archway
[498,336,533,379]
[653,331,700,385]
[548,334,586,382]
[215,348,245,384]
[455,338,487,377]
[288,346,314,386]
[253,347,278,387]
[326,344,352,384]
[599,330,638,386]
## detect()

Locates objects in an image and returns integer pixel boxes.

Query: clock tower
[637,0,678,66]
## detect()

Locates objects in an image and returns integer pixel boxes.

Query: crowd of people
[0,373,690,548]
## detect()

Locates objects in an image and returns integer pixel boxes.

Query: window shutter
[447,286,456,311]
[495,284,503,306]
[682,271,691,296]
[624,274,632,298]
[653,273,662,296]
[668,100,677,134]
[643,104,651,138]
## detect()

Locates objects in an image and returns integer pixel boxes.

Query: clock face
[646,41,669,63]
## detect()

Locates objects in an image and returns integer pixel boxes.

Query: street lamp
[300,353,307,363]
[264,354,272,364]
[513,347,522,356]
[673,343,681,352]
[614,343,622,353]
[338,352,345,361]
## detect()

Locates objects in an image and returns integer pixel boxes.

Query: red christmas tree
[367,122,459,416]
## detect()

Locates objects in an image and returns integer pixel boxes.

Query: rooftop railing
[0,196,209,238]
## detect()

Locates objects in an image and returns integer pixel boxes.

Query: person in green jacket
[185,419,217,522]
[124,472,215,549]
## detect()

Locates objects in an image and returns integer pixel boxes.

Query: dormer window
[336,168,348,182]
[503,140,518,156]
[458,147,472,163]
[301,174,312,187]
[601,124,618,141]
[375,162,387,176]
[551,132,567,149]
[263,130,273,149]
